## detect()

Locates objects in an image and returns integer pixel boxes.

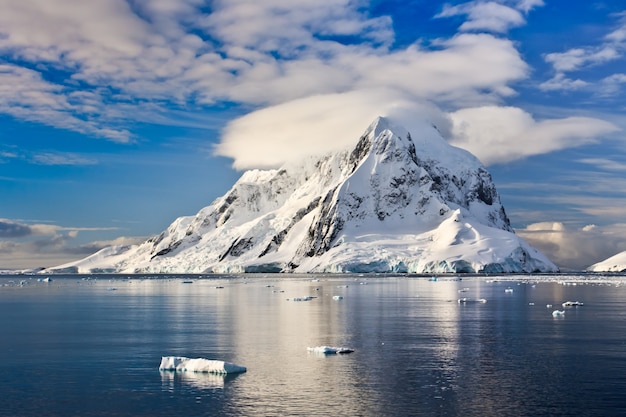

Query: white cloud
[0,64,132,142]
[436,2,526,33]
[598,73,626,96]
[515,0,544,13]
[448,106,619,165]
[517,222,626,270]
[539,73,588,91]
[544,46,620,73]
[0,0,530,143]
[198,0,394,53]
[605,12,626,43]
[541,12,626,92]
[578,158,626,171]
[435,0,544,33]
[31,152,97,166]
[215,89,450,169]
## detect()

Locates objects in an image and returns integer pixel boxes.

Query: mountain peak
[365,116,413,144]
[46,117,558,274]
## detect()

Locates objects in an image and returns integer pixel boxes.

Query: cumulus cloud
[517,222,626,270]
[447,106,620,165]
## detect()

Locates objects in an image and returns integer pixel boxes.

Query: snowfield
[588,251,626,272]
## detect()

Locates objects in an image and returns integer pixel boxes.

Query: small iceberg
[290,296,315,301]
[458,298,487,303]
[552,310,565,317]
[307,346,354,354]
[562,301,583,307]
[159,356,247,374]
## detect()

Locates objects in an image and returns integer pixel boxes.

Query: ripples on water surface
[1,274,626,416]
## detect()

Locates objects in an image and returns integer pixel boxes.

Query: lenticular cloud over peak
[214,89,452,170]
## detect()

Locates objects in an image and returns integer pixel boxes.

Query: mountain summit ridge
[47,116,557,274]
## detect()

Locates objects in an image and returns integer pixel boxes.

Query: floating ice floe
[159,356,247,374]
[458,298,487,303]
[552,310,565,317]
[307,346,354,354]
[562,301,584,307]
[290,296,316,302]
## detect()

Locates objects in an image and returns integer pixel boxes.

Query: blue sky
[1,0,625,270]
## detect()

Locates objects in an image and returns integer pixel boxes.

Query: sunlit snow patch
[159,356,247,374]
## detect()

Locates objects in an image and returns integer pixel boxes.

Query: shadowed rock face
[47,117,558,274]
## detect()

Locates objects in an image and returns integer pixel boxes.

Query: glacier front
[47,117,558,274]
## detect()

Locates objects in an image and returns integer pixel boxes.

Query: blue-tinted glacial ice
[159,356,247,374]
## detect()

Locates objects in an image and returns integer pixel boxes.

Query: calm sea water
[1,274,625,416]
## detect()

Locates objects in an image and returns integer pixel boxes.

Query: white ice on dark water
[307,346,354,354]
[158,356,247,374]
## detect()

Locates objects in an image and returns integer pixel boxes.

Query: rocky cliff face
[48,117,558,274]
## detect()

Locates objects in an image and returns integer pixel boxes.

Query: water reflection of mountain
[160,370,241,390]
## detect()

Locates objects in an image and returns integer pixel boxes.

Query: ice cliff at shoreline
[47,117,558,274]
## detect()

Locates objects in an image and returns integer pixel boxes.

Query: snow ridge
[588,251,626,272]
[47,116,557,274]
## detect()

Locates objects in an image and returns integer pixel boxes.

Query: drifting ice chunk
[291,296,315,301]
[159,356,247,374]
[307,346,354,354]
[552,310,565,317]
[458,298,487,303]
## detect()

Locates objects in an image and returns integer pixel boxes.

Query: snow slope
[587,251,626,272]
[47,117,557,274]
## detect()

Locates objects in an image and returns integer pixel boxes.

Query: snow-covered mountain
[587,251,626,272]
[47,117,557,274]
